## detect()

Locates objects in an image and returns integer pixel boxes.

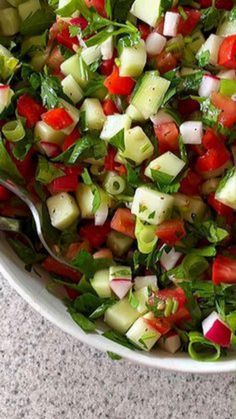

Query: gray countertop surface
[1,273,236,419]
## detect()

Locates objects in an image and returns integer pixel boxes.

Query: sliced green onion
[182,254,209,278]
[164,298,174,317]
[172,298,179,314]
[188,332,221,362]
[2,120,25,142]
[135,218,157,254]
[103,172,126,195]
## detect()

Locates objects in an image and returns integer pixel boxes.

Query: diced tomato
[17,94,45,128]
[0,201,29,217]
[65,241,91,260]
[145,317,172,335]
[202,129,225,150]
[48,174,78,194]
[102,99,119,116]
[156,219,186,246]
[156,51,178,74]
[156,288,187,307]
[63,127,81,151]
[177,9,201,36]
[46,46,65,71]
[70,16,88,30]
[42,108,74,130]
[99,57,115,76]
[154,122,179,155]
[208,193,234,217]
[195,145,231,173]
[111,208,136,239]
[104,66,135,95]
[177,98,200,118]
[64,286,80,300]
[56,22,79,50]
[64,165,84,176]
[84,0,106,17]
[218,35,236,69]
[138,23,150,40]
[211,92,236,128]
[212,255,236,284]
[79,221,111,248]
[167,306,191,324]
[42,256,81,282]
[0,185,12,201]
[180,169,202,195]
[104,146,126,175]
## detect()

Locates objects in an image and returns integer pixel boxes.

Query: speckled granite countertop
[1,274,236,419]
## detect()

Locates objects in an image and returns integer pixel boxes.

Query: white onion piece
[180,121,203,144]
[160,247,182,271]
[202,311,232,348]
[110,279,132,299]
[101,36,113,60]
[134,275,158,291]
[163,12,180,37]
[0,84,11,113]
[150,110,174,126]
[217,69,236,80]
[145,32,167,56]
[159,331,181,354]
[198,74,220,98]
[95,202,108,226]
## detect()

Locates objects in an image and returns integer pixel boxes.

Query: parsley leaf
[40,75,62,109]
[0,139,23,183]
[20,7,55,36]
[68,306,96,332]
[7,238,45,271]
[71,249,113,278]
[194,220,229,244]
[103,330,137,350]
[107,351,122,360]
[36,156,64,184]
[198,50,210,67]
[201,7,221,31]
[109,129,125,151]
[105,0,135,22]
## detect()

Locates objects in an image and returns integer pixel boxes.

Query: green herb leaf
[7,238,45,270]
[71,249,113,278]
[20,7,55,36]
[0,139,23,183]
[194,220,229,244]
[107,351,122,360]
[103,330,137,350]
[68,306,96,332]
[109,129,125,152]
[201,7,221,31]
[128,289,139,309]
[40,75,62,109]
[126,164,142,188]
[198,50,210,67]
[105,0,135,21]
[89,299,116,319]
[36,156,64,184]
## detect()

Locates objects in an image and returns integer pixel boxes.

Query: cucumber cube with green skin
[109,266,132,281]
[131,186,174,225]
[0,8,20,36]
[126,104,145,122]
[131,71,170,120]
[131,0,162,27]
[126,312,161,351]
[18,0,40,21]
[60,55,90,88]
[76,183,94,219]
[90,269,112,298]
[119,40,147,78]
[122,127,154,165]
[100,114,132,141]
[35,121,65,145]
[219,79,236,97]
[217,18,236,37]
[133,287,149,315]
[106,231,133,257]
[104,298,140,334]
[215,168,236,210]
[81,45,101,66]
[173,193,207,223]
[61,75,84,104]
[47,192,80,231]
[144,152,186,180]
[80,98,106,131]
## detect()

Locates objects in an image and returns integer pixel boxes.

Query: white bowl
[1,237,236,374]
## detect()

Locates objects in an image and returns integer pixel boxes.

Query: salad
[1,0,236,362]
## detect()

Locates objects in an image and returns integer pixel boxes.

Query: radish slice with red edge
[159,331,181,354]
[198,74,220,98]
[110,279,132,299]
[202,311,232,348]
[160,246,182,271]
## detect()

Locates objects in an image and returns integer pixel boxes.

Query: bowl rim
[1,248,236,374]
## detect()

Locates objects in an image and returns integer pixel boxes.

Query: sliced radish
[217,69,236,80]
[134,275,158,291]
[202,311,232,348]
[0,84,11,114]
[160,246,182,271]
[110,279,132,299]
[163,12,180,37]
[159,331,181,354]
[150,110,174,126]
[95,202,109,226]
[180,121,203,144]
[145,32,167,56]
[198,74,220,98]
[40,141,61,158]
[93,248,113,259]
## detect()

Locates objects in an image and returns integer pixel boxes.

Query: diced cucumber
[104,298,140,334]
[217,16,236,37]
[21,33,47,56]
[134,287,149,315]
[81,45,101,66]
[145,152,185,180]
[60,54,90,88]
[30,51,47,71]
[119,40,147,78]
[131,0,162,27]
[76,183,94,219]
[173,193,207,223]
[80,98,106,131]
[47,192,80,231]
[106,231,133,257]
[122,127,154,165]
[196,34,223,66]
[126,312,161,351]
[58,0,70,7]
[219,79,236,97]
[109,266,132,281]
[131,71,170,119]
[18,0,40,21]
[61,74,84,104]
[90,269,112,298]
[100,114,131,141]
[131,186,174,225]
[215,168,236,210]
[126,104,145,122]
[35,121,65,145]
[0,8,20,36]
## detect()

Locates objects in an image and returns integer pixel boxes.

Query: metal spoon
[0,175,71,267]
